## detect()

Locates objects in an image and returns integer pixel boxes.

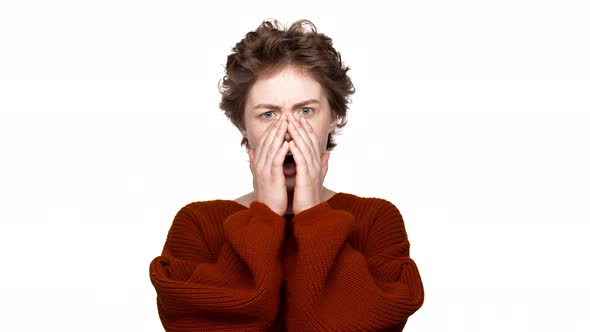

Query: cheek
[311,123,330,143]
[249,126,270,150]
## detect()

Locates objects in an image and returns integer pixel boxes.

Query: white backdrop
[1,1,589,331]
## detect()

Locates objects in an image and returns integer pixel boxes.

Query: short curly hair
[218,19,355,151]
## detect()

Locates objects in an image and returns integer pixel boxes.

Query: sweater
[149,192,424,331]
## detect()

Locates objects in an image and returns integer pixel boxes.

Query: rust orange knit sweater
[149,192,424,331]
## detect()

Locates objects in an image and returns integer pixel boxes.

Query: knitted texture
[150,193,424,331]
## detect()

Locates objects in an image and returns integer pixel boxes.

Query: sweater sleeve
[284,200,424,331]
[149,201,285,331]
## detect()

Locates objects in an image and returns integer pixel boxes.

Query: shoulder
[331,193,405,232]
[164,199,245,244]
[334,194,409,250]
[362,197,407,240]
[335,192,402,217]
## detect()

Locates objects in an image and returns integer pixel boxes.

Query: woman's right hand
[247,115,290,216]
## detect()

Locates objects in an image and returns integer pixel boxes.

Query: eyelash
[261,107,315,119]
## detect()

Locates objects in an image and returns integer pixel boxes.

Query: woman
[150,19,424,331]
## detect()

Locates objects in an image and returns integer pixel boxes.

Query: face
[241,65,337,189]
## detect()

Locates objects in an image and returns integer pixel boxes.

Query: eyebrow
[252,99,320,111]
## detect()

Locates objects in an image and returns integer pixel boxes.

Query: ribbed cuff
[292,201,354,240]
[249,201,286,222]
[292,201,332,225]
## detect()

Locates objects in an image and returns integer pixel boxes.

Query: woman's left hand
[287,114,330,215]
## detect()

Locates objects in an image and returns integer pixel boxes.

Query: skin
[238,65,338,215]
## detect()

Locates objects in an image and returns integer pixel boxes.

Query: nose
[283,114,294,142]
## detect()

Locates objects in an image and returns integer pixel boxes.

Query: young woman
[150,19,424,331]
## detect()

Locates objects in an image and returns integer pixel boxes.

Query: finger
[258,116,283,168]
[289,140,308,176]
[254,117,279,167]
[299,117,321,158]
[264,115,288,170]
[288,116,317,170]
[298,116,323,170]
[271,141,289,177]
[289,115,314,155]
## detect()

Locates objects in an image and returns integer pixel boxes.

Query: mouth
[283,153,297,176]
[283,153,295,165]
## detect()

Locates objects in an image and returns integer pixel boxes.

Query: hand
[286,114,330,215]
[248,115,290,216]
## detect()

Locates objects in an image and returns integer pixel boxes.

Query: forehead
[246,66,325,107]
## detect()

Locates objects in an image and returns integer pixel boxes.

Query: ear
[239,128,251,150]
[329,111,337,133]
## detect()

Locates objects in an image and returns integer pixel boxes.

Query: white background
[1,0,589,331]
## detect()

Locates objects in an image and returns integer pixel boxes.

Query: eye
[260,111,276,119]
[299,107,315,116]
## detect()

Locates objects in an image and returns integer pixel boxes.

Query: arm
[284,200,424,331]
[149,201,285,331]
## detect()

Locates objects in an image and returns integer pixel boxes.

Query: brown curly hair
[218,19,355,151]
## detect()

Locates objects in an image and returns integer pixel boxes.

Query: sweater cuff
[249,201,286,222]
[293,201,353,229]
[224,200,286,233]
[292,201,331,224]
[292,201,354,243]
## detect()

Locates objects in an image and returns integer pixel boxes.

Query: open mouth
[283,154,295,165]
[283,153,297,176]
